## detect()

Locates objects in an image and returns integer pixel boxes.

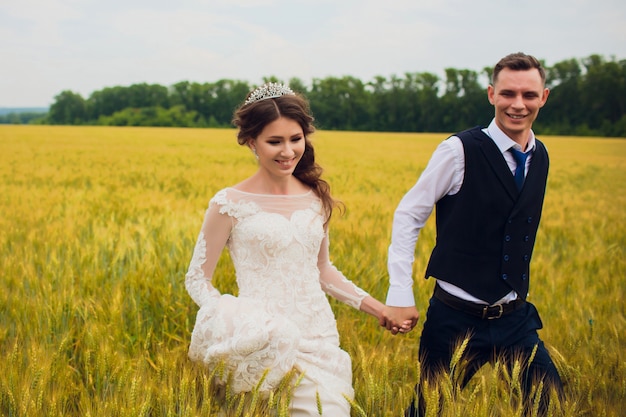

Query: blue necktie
[510,148,529,191]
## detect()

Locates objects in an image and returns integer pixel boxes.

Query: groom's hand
[381,306,419,335]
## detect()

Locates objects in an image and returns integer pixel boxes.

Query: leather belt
[433,285,525,319]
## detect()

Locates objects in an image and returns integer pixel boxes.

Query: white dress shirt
[386,119,536,307]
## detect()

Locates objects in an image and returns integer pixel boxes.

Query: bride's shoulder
[209,187,260,219]
[209,187,230,206]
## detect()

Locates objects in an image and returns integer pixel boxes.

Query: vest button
[502,274,508,280]
[524,235,530,242]
[504,255,510,261]
[505,235,511,242]
[524,255,529,261]
[527,217,533,223]
[522,273,527,280]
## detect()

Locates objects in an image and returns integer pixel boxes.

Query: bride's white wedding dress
[185,187,369,416]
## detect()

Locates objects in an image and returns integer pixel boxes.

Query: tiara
[244,82,295,105]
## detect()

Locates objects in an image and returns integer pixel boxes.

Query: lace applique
[211,189,260,220]
[321,274,369,309]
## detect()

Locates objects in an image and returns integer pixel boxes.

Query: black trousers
[405,292,564,416]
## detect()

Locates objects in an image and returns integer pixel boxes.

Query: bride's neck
[236,173,306,195]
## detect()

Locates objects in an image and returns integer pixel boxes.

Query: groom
[382,52,564,416]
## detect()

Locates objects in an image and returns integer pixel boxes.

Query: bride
[184,82,411,416]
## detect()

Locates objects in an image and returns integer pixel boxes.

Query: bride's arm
[317,228,374,309]
[185,201,232,310]
[318,228,413,330]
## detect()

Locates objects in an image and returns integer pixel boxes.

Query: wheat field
[0,125,624,416]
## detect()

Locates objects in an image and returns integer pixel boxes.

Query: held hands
[380,305,419,335]
[360,296,419,335]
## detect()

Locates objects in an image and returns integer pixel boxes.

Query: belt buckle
[483,304,503,319]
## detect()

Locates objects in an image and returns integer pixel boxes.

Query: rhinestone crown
[244,82,295,105]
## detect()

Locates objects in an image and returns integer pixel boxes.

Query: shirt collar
[483,118,536,154]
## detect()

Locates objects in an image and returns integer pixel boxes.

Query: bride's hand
[381,306,419,335]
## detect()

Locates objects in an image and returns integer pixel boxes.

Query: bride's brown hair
[232,92,341,223]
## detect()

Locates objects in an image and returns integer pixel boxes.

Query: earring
[252,148,259,160]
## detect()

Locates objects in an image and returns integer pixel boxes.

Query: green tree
[367,75,392,131]
[580,55,626,132]
[48,90,87,124]
[414,72,441,132]
[287,77,309,96]
[539,58,583,134]
[309,76,370,131]
[208,79,251,127]
[440,68,487,132]
[127,83,169,109]
[88,86,126,119]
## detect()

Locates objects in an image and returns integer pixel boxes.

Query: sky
[1,0,625,108]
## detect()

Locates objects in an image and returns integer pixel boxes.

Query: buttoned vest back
[424,126,549,304]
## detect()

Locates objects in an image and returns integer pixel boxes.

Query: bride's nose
[281,143,296,158]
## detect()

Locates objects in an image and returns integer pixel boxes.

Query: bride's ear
[247,139,259,160]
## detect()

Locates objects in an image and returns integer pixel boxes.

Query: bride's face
[250,116,305,177]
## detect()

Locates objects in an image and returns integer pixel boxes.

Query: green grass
[0,125,624,416]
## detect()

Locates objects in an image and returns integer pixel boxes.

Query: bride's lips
[275,157,297,168]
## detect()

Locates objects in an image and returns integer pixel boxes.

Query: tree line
[5,54,625,137]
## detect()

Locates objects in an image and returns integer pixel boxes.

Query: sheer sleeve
[184,199,232,312]
[317,228,369,309]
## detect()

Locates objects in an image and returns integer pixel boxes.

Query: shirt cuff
[385,287,416,307]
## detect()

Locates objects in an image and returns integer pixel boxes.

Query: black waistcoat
[424,126,549,304]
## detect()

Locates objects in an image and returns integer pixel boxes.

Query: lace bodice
[184,187,368,394]
[185,187,368,315]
